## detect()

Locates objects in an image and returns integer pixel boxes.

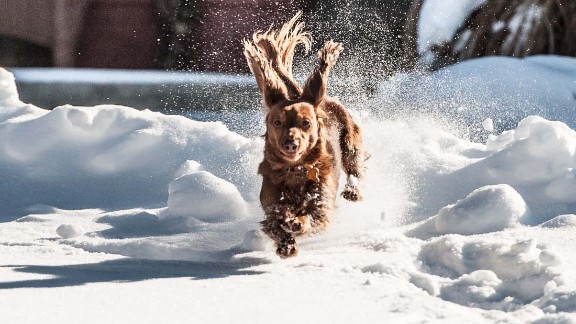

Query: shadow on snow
[0,257,266,289]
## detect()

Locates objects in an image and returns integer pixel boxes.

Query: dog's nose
[284,140,298,153]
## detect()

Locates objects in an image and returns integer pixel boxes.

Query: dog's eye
[273,120,282,127]
[301,120,310,128]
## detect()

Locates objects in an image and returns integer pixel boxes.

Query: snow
[433,184,528,235]
[541,215,576,229]
[377,55,576,135]
[420,236,561,309]
[482,118,494,132]
[56,224,86,239]
[417,0,486,59]
[10,67,253,85]
[162,169,249,222]
[1,55,576,323]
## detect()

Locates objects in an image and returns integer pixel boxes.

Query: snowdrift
[0,68,261,217]
[1,54,576,322]
[375,55,576,135]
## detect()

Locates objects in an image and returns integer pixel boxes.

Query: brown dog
[243,13,365,258]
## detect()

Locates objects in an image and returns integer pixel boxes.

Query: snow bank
[484,116,576,183]
[0,67,266,261]
[0,68,21,107]
[475,116,576,223]
[541,215,576,228]
[406,113,576,237]
[0,71,261,217]
[376,55,576,134]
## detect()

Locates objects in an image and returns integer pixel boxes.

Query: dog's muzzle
[283,140,299,154]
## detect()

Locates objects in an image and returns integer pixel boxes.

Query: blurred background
[0,0,412,73]
[0,0,574,113]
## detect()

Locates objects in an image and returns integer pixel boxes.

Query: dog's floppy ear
[300,41,343,106]
[252,12,311,100]
[244,40,289,109]
[272,11,311,78]
[255,37,302,100]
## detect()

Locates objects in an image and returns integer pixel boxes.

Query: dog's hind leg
[340,120,365,202]
[324,100,366,201]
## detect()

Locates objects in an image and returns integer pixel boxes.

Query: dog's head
[243,23,341,164]
[257,47,331,164]
[265,100,327,163]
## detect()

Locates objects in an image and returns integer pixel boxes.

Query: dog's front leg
[301,184,334,233]
[276,231,298,259]
[280,213,312,234]
[261,204,300,258]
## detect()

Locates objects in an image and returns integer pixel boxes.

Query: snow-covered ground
[1,54,576,323]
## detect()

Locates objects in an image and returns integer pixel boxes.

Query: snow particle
[482,118,494,132]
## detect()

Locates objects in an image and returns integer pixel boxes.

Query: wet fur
[244,13,365,258]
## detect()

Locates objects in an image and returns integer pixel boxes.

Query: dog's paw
[276,240,298,258]
[342,185,362,202]
[280,215,311,234]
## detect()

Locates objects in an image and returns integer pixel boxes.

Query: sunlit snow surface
[1,55,576,323]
